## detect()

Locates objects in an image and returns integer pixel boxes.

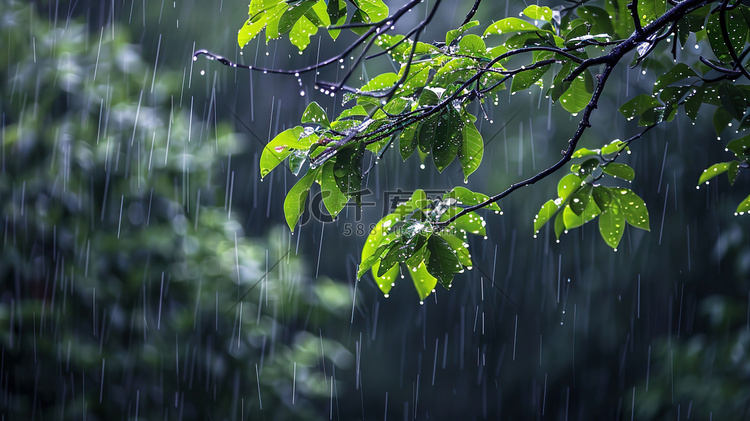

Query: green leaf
[619,94,661,120]
[457,34,487,57]
[592,185,613,211]
[432,108,463,172]
[726,134,750,156]
[559,69,594,114]
[320,161,348,217]
[534,199,561,234]
[549,61,574,103]
[698,161,738,185]
[377,240,404,276]
[571,158,600,177]
[511,65,550,92]
[598,198,625,249]
[333,144,363,204]
[418,113,438,154]
[706,8,748,62]
[683,89,703,120]
[719,83,747,121]
[638,0,666,26]
[737,194,750,214]
[301,101,330,128]
[484,18,542,37]
[654,64,698,91]
[443,186,501,212]
[356,0,389,22]
[361,72,399,93]
[606,0,635,38]
[459,118,483,181]
[554,212,565,240]
[441,234,473,267]
[713,107,733,135]
[283,168,319,231]
[612,188,650,231]
[602,163,635,181]
[407,260,438,301]
[562,199,600,230]
[278,0,316,35]
[361,217,400,294]
[452,211,486,236]
[326,0,346,39]
[426,236,462,288]
[399,124,419,160]
[238,2,286,47]
[523,5,553,21]
[600,139,628,155]
[289,13,319,50]
[446,20,480,45]
[558,173,583,202]
[572,147,599,158]
[577,6,614,35]
[260,127,305,178]
[569,184,593,216]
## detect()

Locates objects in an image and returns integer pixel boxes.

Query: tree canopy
[197,0,750,300]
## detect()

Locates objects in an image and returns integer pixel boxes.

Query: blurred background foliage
[0,1,352,419]
[1,0,750,419]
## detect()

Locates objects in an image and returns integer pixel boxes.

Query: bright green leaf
[407,260,438,301]
[484,18,542,37]
[613,188,650,231]
[523,5,553,21]
[301,101,330,128]
[283,168,319,231]
[459,119,483,181]
[598,198,625,249]
[559,69,594,114]
[320,161,348,217]
[260,127,305,178]
[558,173,583,202]
[737,194,750,214]
[534,199,561,233]
[602,163,635,181]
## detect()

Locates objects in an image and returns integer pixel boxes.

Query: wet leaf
[698,161,739,185]
[260,127,305,178]
[426,236,462,288]
[523,5,553,21]
[654,64,697,91]
[433,108,462,172]
[598,198,625,249]
[603,163,635,181]
[562,199,600,230]
[361,216,400,293]
[284,168,319,231]
[484,18,542,37]
[726,134,750,156]
[737,193,750,214]
[301,101,330,128]
[619,94,661,120]
[557,173,583,202]
[569,184,593,216]
[534,199,561,233]
[459,118,483,181]
[612,188,650,231]
[407,260,438,300]
[399,123,419,160]
[320,161,348,217]
[559,69,594,114]
[446,20,480,45]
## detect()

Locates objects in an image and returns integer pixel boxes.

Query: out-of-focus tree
[0,2,352,419]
